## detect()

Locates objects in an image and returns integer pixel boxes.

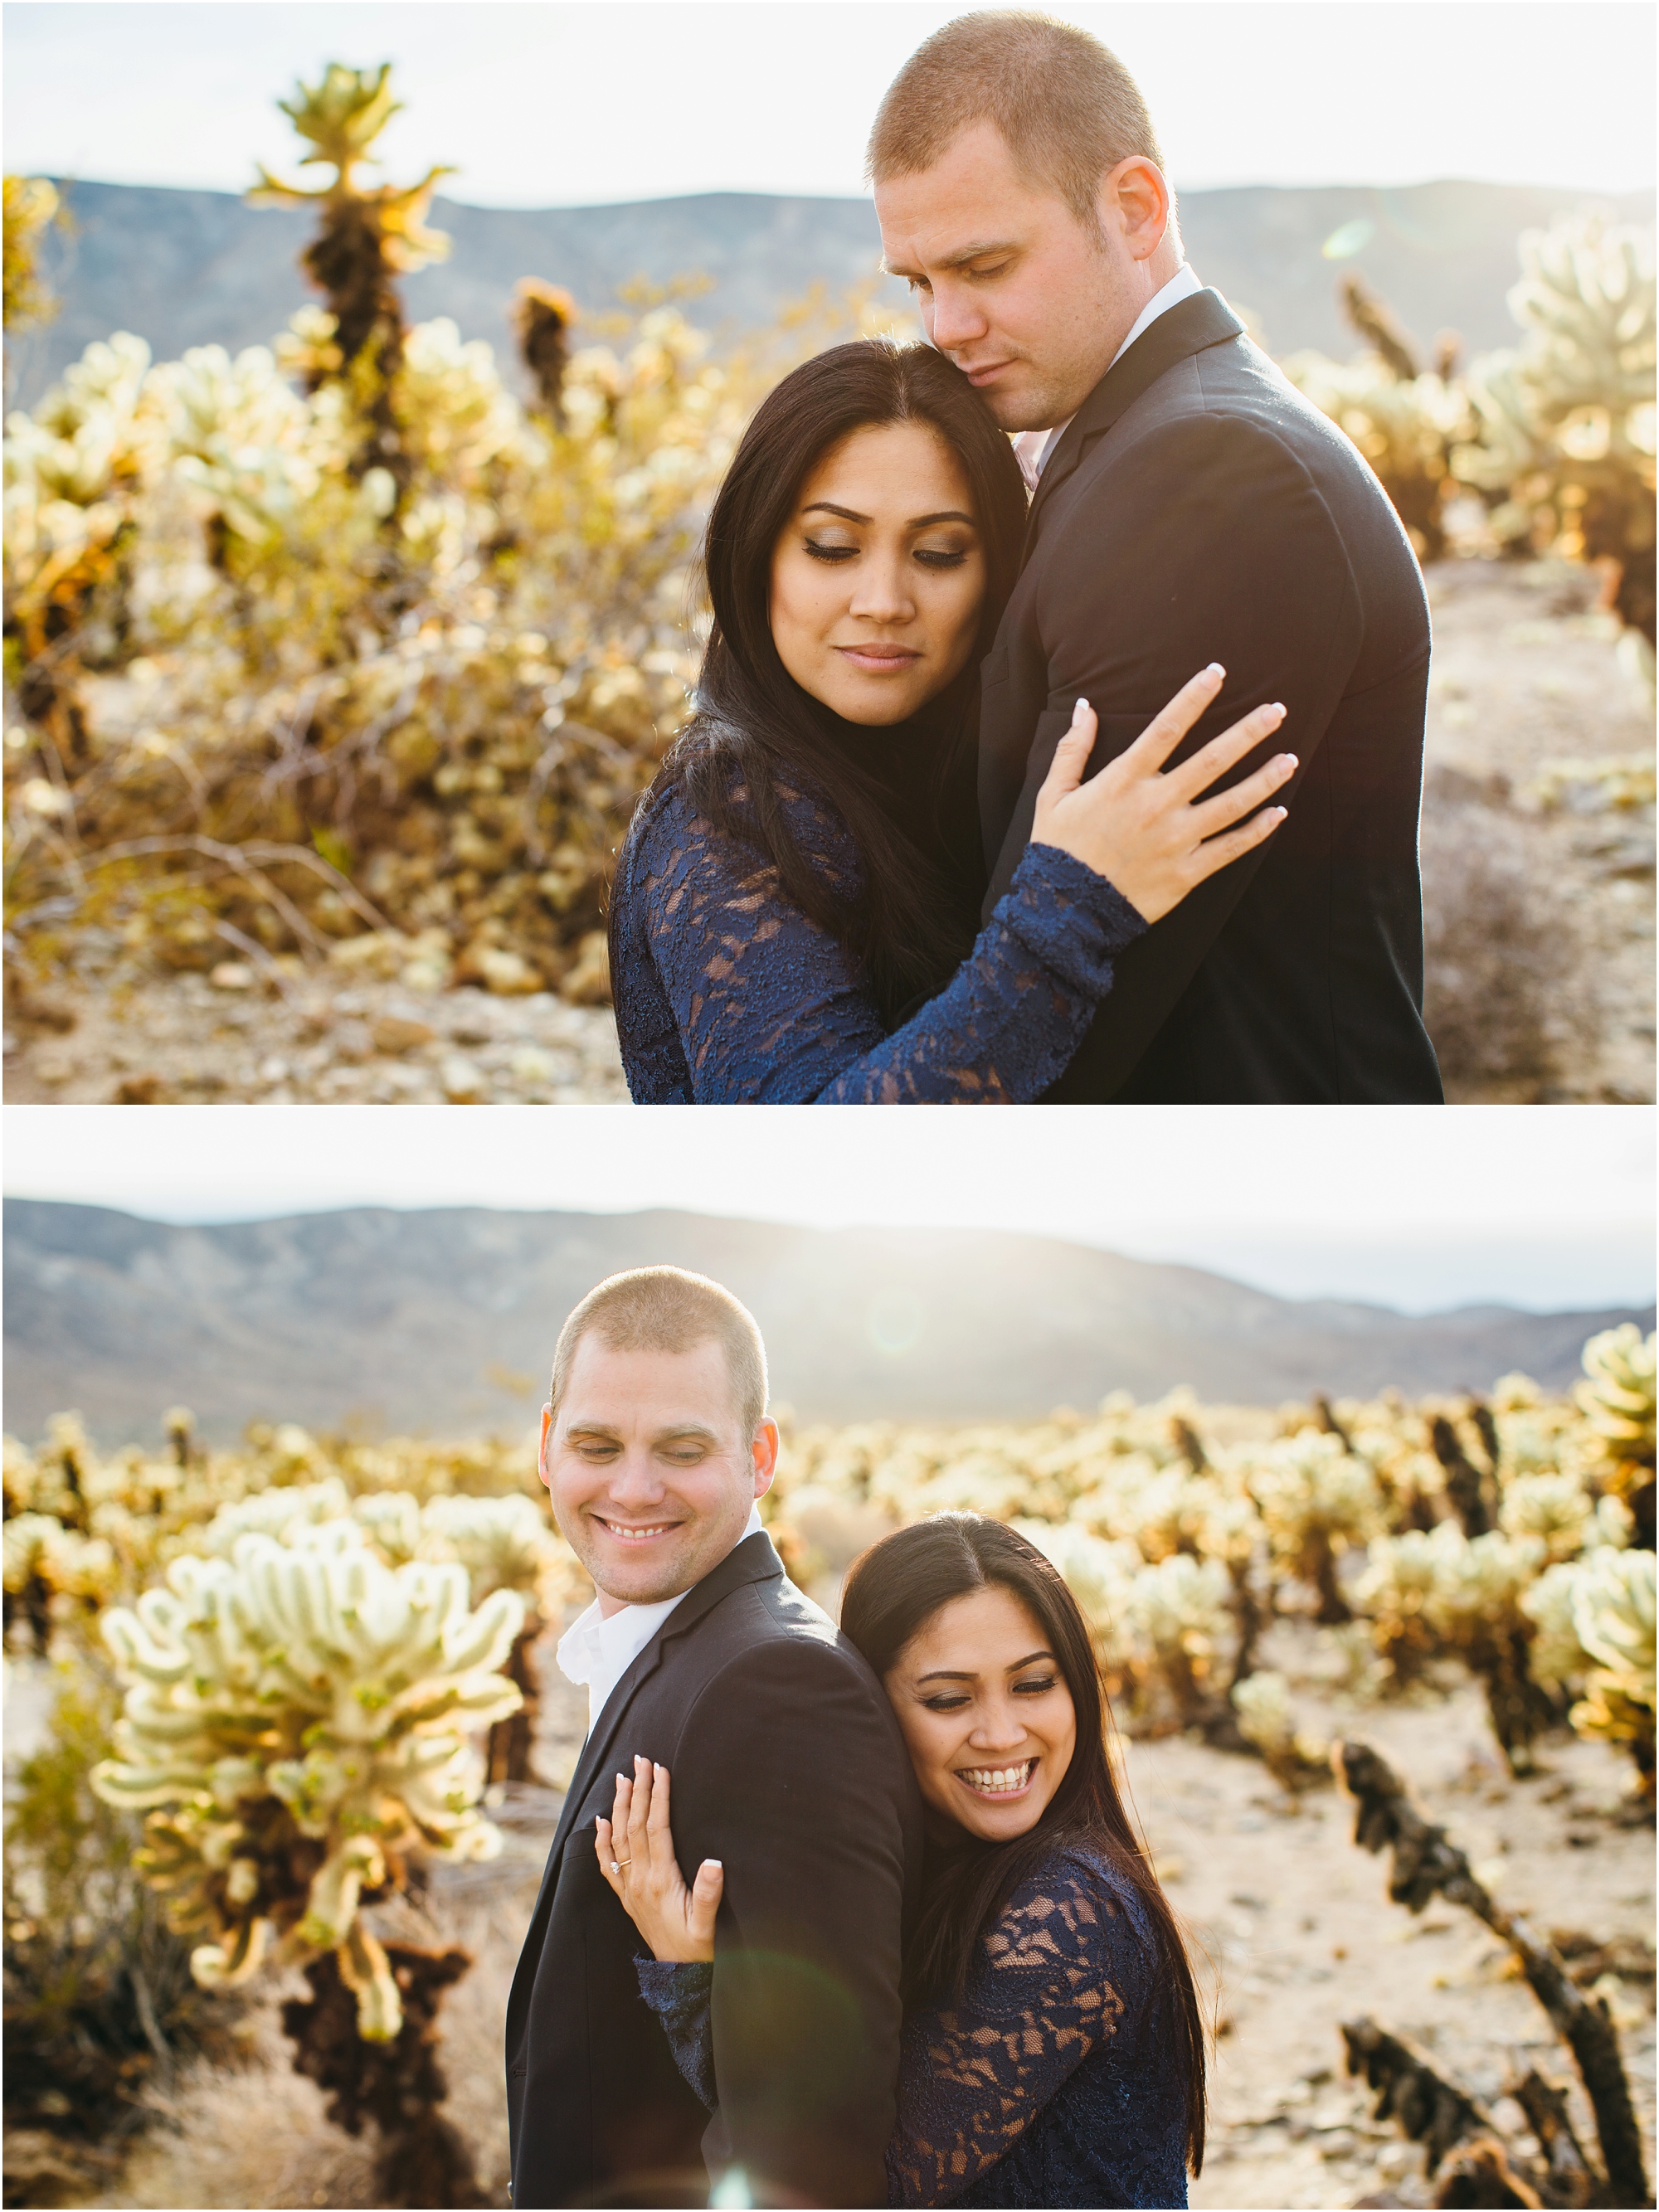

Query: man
[505,1266,922,2209]
[871,13,1445,1102]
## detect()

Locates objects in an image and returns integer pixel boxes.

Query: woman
[596,1514,1203,2208]
[608,338,1294,1101]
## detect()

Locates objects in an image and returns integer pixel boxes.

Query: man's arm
[673,1639,912,2208]
[984,409,1364,1092]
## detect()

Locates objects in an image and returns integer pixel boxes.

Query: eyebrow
[563,1420,721,1446]
[881,240,1019,278]
[803,502,978,530]
[917,1648,1054,1684]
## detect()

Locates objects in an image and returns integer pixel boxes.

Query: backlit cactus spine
[91,1524,523,2039]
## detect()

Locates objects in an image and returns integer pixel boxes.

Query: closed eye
[1014,1675,1058,1695]
[803,539,857,562]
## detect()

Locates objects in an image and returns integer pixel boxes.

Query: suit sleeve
[672,1641,910,2207]
[984,407,1364,1092]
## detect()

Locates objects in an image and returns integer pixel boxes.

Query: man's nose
[848,556,916,625]
[926,281,990,356]
[602,1450,669,1508]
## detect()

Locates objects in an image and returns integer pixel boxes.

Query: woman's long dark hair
[840,1513,1208,2176]
[625,338,1029,1026]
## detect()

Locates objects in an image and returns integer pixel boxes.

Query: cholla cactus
[91,1525,523,2039]
[1498,1470,1601,1561]
[1239,1430,1384,1622]
[1525,1547,1655,1801]
[1355,1524,1456,1688]
[1576,1325,1657,1468]
[1021,1519,1233,1734]
[1282,352,1472,559]
[1424,1526,1559,1772]
[1455,217,1656,643]
[1230,1670,1330,1791]
[1576,1325,1657,1550]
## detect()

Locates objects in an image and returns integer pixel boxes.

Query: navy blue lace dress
[636,1841,1191,2208]
[608,775,1147,1103]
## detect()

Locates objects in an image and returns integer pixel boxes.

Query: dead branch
[1341,2015,1494,2172]
[1512,2069,1596,2210]
[1335,1740,1651,2208]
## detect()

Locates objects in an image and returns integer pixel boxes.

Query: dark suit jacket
[980,287,1444,1102]
[505,1533,923,2209]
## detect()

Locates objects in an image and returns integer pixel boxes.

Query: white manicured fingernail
[1073,698,1089,720]
[1205,662,1224,677]
[704,1860,722,1869]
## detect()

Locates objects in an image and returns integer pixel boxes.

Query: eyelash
[923,1675,1057,1711]
[803,541,970,571]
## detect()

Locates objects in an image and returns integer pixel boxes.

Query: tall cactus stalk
[249,62,452,491]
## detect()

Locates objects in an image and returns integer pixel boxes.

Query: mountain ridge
[6,1198,1648,1442]
[9,175,1653,410]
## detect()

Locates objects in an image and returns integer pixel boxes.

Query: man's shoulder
[1092,333,1384,494]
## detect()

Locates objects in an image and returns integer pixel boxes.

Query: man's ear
[1097,154,1171,263]
[537,1403,554,1490]
[751,1415,781,1498]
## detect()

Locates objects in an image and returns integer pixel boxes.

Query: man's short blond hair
[549,1267,769,1439]
[868,11,1167,229]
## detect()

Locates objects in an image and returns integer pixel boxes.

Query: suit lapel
[1023,288,1246,558]
[542,1533,785,1872]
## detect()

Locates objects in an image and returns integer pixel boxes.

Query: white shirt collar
[556,1502,766,1735]
[1013,263,1204,490]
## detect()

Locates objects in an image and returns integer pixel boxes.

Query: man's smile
[591,1514,686,1544]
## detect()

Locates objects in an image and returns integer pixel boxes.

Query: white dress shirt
[1012,262,1206,489]
[556,1502,766,1736]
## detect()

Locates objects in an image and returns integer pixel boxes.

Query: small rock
[209,961,255,990]
[509,1044,558,1085]
[372,1014,437,1056]
[258,1056,289,1085]
[441,1054,489,1102]
[332,1018,376,1064]
[474,946,544,995]
[32,1047,76,1087]
[114,1073,165,1103]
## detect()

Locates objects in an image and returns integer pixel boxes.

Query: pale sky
[4,2,1653,206]
[5,1105,1653,1316]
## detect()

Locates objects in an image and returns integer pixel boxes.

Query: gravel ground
[5,557,1652,1107]
[3,969,627,1105]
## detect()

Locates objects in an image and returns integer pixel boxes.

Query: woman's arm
[633,678,1291,1103]
[887,1855,1152,2208]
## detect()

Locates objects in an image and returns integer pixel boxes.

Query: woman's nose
[848,559,915,623]
[970,1702,1029,1752]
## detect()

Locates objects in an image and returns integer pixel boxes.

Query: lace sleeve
[635,1957,716,2112]
[886,1855,1147,2209]
[632,782,1146,1103]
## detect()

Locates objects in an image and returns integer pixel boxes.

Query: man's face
[875,119,1163,432]
[539,1334,777,1615]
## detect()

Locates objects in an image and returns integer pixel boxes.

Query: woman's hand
[595,1754,724,1963]
[1030,664,1295,924]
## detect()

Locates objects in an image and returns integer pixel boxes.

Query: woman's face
[768,420,988,727]
[883,1583,1078,1844]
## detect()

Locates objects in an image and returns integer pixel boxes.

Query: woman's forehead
[796,419,975,512]
[899,1582,1050,1669]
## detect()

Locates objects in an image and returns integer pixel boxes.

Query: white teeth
[958,1762,1035,1794]
[605,1523,674,1541]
